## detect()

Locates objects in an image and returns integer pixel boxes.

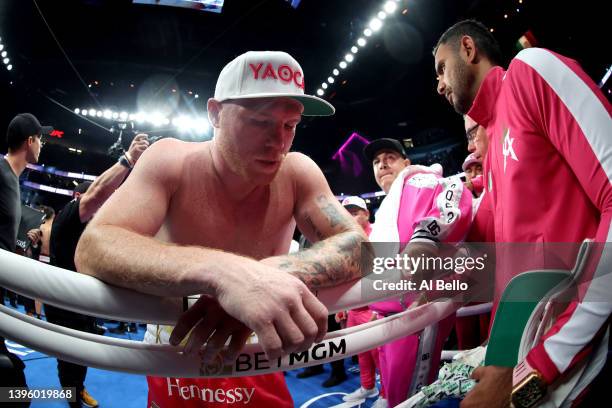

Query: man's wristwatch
[118,154,133,169]
[511,359,547,408]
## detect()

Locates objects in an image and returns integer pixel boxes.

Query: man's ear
[461,35,477,64]
[207,99,223,129]
[404,158,411,166]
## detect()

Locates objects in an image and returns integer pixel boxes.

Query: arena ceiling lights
[0,36,13,71]
[72,107,210,134]
[315,0,399,97]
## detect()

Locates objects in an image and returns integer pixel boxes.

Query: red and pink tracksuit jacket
[468,48,612,386]
[369,165,473,406]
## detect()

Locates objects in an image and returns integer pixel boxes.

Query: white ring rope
[0,249,183,324]
[0,248,474,377]
[0,298,461,377]
[0,249,463,319]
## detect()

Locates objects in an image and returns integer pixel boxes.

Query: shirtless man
[75,51,367,406]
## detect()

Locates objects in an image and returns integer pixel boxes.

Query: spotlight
[6,64,11,71]
[74,108,80,114]
[195,118,210,134]
[96,110,103,117]
[3,58,9,64]
[369,18,383,31]
[0,44,3,51]
[88,108,96,116]
[357,37,367,47]
[322,83,328,89]
[148,112,166,127]
[351,46,358,53]
[103,110,112,119]
[1,51,6,58]
[172,116,191,132]
[316,89,324,96]
[378,11,387,20]
[327,76,334,84]
[119,111,128,120]
[134,112,146,124]
[384,1,398,13]
[333,69,340,76]
[345,54,354,63]
[339,61,348,69]
[364,28,373,37]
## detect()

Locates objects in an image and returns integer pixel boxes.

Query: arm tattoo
[292,232,369,289]
[268,194,370,289]
[304,214,324,241]
[316,195,343,229]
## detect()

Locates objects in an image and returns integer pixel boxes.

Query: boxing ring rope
[0,249,471,377]
[0,295,461,377]
[0,249,420,321]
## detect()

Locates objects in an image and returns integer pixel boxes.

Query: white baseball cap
[462,153,482,171]
[214,51,335,116]
[341,196,367,211]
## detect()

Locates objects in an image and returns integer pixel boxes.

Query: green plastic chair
[484,241,592,367]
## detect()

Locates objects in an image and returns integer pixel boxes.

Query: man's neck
[208,143,266,202]
[471,61,496,104]
[4,152,28,177]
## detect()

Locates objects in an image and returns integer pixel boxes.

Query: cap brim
[289,95,335,116]
[343,204,366,211]
[40,126,54,135]
[219,92,335,116]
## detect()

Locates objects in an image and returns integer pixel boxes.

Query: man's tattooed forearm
[285,230,365,288]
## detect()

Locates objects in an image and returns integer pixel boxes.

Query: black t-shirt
[50,197,86,271]
[0,157,21,252]
[48,197,95,324]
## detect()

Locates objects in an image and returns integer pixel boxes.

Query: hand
[461,366,512,408]
[26,229,42,246]
[406,292,428,309]
[126,134,150,164]
[214,263,328,362]
[170,296,253,365]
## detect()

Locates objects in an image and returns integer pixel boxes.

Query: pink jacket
[468,48,612,384]
[369,165,473,315]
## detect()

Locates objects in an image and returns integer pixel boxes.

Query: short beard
[452,58,475,115]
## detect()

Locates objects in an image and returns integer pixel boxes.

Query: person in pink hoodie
[363,138,474,406]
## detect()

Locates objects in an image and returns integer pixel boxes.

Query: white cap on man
[341,196,367,211]
[462,153,482,171]
[214,51,335,116]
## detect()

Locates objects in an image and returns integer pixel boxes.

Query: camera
[108,121,137,158]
